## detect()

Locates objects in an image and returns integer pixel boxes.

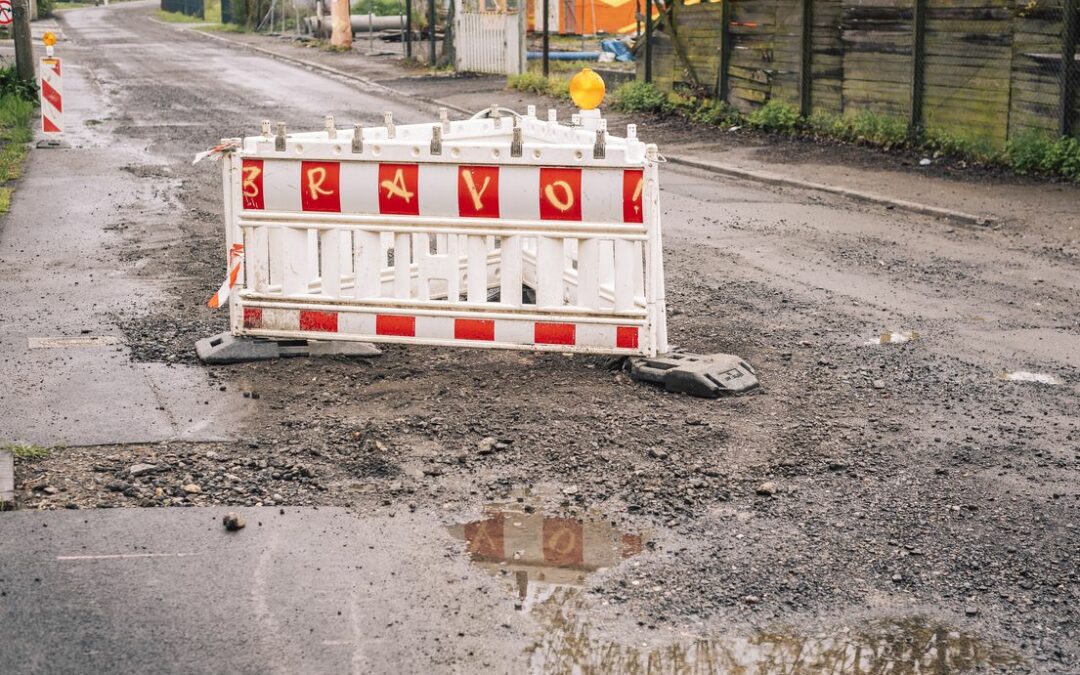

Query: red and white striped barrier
[39,57,63,136]
[215,106,669,357]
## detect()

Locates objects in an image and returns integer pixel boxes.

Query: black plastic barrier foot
[627,352,760,398]
[196,333,382,364]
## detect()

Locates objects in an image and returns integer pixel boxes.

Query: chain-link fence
[643,0,1079,148]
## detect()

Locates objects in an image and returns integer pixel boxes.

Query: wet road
[0,2,1077,674]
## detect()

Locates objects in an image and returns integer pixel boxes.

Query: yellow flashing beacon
[569,68,606,111]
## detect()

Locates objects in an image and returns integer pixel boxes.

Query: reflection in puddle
[451,503,1023,674]
[447,503,643,612]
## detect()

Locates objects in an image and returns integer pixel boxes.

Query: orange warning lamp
[42,32,57,47]
[569,68,606,111]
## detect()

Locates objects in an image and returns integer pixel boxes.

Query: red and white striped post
[37,31,67,149]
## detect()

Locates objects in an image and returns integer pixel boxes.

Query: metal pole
[542,0,549,78]
[799,0,813,117]
[428,0,436,65]
[406,0,413,58]
[644,0,652,84]
[1061,0,1078,136]
[715,0,730,100]
[909,0,926,137]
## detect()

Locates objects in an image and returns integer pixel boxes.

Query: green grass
[197,22,248,33]
[507,72,572,101]
[0,91,32,215]
[351,0,401,15]
[2,442,51,459]
[155,9,206,22]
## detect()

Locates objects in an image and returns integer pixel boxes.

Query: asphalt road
[1,3,1077,674]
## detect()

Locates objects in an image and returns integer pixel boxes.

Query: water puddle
[866,330,920,346]
[998,371,1062,385]
[450,494,1024,674]
[447,497,644,612]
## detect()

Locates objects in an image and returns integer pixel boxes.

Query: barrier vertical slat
[354,230,381,298]
[252,226,270,292]
[467,235,487,302]
[416,233,431,301]
[632,241,645,299]
[500,235,522,306]
[613,239,635,312]
[283,228,310,295]
[643,151,667,355]
[340,231,354,281]
[307,229,319,286]
[577,238,599,309]
[598,240,615,301]
[268,228,283,288]
[536,236,562,307]
[320,229,341,297]
[394,232,412,298]
[444,232,461,302]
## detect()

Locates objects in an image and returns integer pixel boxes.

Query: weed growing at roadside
[1007,131,1080,180]
[2,443,52,459]
[0,64,38,102]
[611,81,668,113]
[507,72,571,101]
[746,101,800,133]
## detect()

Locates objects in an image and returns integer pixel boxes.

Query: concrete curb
[0,450,13,508]
[666,156,993,226]
[150,19,994,226]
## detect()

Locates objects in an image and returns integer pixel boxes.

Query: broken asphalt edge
[147,19,995,229]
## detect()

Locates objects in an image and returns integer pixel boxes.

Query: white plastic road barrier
[212,107,669,358]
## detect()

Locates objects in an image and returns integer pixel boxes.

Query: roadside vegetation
[350,0,402,14]
[509,76,1080,182]
[507,72,571,101]
[0,64,36,214]
[1,442,52,459]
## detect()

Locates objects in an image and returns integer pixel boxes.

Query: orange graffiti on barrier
[539,168,582,222]
[458,166,500,218]
[379,163,420,216]
[241,159,264,210]
[300,161,340,213]
[623,169,644,223]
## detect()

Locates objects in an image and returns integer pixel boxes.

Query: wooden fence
[642,0,1080,148]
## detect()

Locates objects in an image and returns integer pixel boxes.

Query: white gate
[454,0,525,75]
[218,107,668,357]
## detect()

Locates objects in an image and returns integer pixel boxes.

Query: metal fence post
[543,0,549,77]
[800,0,813,116]
[714,0,730,100]
[910,0,926,136]
[406,0,413,58]
[644,0,653,83]
[429,0,437,65]
[1061,0,1078,136]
